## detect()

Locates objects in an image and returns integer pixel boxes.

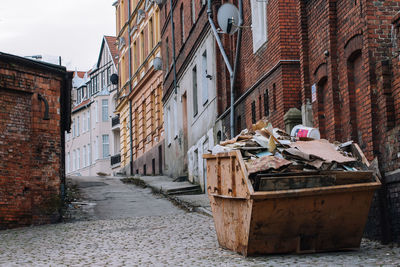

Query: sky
[0,0,116,71]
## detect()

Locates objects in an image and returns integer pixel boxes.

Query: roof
[104,36,118,67]
[72,70,89,88]
[72,99,91,113]
[0,51,66,74]
[75,71,86,79]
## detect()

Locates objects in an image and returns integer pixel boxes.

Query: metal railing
[111,115,120,127]
[111,153,121,166]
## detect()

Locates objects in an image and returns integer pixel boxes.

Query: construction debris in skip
[211,119,375,191]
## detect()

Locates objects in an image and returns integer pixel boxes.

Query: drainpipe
[207,0,242,138]
[128,0,134,175]
[169,0,178,94]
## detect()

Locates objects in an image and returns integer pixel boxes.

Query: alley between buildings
[0,176,399,266]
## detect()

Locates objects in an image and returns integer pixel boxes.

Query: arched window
[347,49,362,143]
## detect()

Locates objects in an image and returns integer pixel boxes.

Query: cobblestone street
[0,177,399,266]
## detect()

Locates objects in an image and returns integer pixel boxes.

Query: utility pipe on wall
[207,0,243,139]
[169,0,178,94]
[128,0,134,175]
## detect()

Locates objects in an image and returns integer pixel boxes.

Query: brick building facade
[214,0,301,138]
[0,52,72,229]
[296,0,400,243]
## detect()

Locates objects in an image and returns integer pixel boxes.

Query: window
[251,101,256,124]
[102,99,108,122]
[94,75,98,93]
[72,150,76,171]
[135,109,139,147]
[88,144,91,165]
[133,41,137,72]
[101,71,105,90]
[72,119,75,137]
[151,91,156,131]
[180,4,185,44]
[83,112,86,133]
[192,66,198,116]
[83,145,87,167]
[140,31,145,63]
[77,116,80,136]
[141,101,146,142]
[202,51,208,105]
[77,148,80,169]
[259,95,262,119]
[191,0,196,24]
[107,67,111,86]
[95,137,99,160]
[167,106,172,144]
[149,17,154,49]
[264,89,269,116]
[174,98,178,137]
[67,152,70,173]
[77,88,82,103]
[87,111,90,131]
[236,115,242,135]
[250,0,268,53]
[102,134,110,158]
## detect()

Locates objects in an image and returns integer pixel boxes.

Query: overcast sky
[0,0,116,71]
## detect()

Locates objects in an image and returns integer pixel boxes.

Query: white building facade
[65,36,120,176]
[164,31,217,191]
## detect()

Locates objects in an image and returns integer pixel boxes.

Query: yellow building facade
[115,0,164,175]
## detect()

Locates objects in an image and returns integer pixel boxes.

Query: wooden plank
[258,175,336,191]
[206,158,219,194]
[325,171,373,185]
[351,143,370,167]
[250,181,381,200]
[231,156,236,197]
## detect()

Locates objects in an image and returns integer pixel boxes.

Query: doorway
[182,92,188,168]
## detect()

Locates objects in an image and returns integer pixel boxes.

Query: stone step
[165,185,202,195]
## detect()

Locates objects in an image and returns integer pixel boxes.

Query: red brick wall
[0,56,68,229]
[298,0,400,161]
[217,0,301,135]
[161,0,210,101]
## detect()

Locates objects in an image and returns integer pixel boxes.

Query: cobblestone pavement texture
[0,176,399,266]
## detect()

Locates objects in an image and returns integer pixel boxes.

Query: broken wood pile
[211,119,375,191]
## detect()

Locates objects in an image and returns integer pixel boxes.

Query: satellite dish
[110,74,119,85]
[217,3,239,35]
[154,0,166,6]
[138,9,145,18]
[153,57,163,71]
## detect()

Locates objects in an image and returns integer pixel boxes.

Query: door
[202,138,209,193]
[182,92,188,168]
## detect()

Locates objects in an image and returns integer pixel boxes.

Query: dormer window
[118,37,126,50]
[145,0,152,11]
[137,9,146,24]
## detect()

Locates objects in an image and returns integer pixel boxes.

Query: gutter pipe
[207,0,242,138]
[128,0,134,175]
[169,0,178,94]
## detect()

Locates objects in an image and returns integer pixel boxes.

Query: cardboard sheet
[289,139,356,163]
[245,156,292,174]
